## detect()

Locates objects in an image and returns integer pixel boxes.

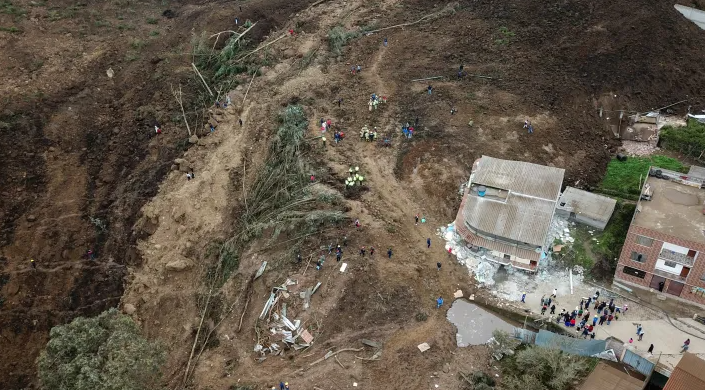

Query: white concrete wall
[655,259,684,275]
[662,242,689,254]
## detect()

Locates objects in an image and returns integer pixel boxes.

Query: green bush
[37,308,165,390]
[500,346,594,390]
[660,119,705,160]
[328,26,360,56]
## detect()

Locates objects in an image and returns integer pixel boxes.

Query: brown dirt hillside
[118,1,705,390]
[0,0,316,388]
[4,0,705,389]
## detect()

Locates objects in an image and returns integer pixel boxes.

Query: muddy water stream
[446,300,516,347]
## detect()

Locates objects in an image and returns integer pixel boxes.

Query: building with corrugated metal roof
[663,352,705,390]
[454,156,565,271]
[556,187,617,230]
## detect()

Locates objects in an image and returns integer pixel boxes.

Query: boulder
[166,256,193,271]
[26,215,37,222]
[188,134,199,144]
[123,303,137,315]
[174,158,187,165]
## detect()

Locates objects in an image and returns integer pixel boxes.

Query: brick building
[454,156,565,272]
[614,168,705,307]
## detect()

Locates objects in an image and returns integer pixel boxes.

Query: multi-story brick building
[454,156,565,272]
[614,167,705,307]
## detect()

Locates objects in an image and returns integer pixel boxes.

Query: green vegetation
[131,38,146,50]
[117,23,135,31]
[495,26,515,45]
[599,155,685,200]
[0,1,26,16]
[149,30,160,36]
[660,119,705,161]
[500,345,596,390]
[327,26,361,56]
[590,201,635,277]
[0,26,20,33]
[554,201,635,278]
[146,17,158,24]
[38,308,165,390]
[460,370,496,390]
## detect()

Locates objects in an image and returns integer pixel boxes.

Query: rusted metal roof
[580,362,643,390]
[471,156,565,200]
[664,353,705,390]
[461,156,565,247]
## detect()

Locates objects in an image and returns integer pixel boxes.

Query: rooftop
[462,156,565,248]
[579,362,643,390]
[634,174,705,244]
[558,187,617,223]
[663,352,705,390]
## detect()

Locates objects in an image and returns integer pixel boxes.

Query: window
[663,260,677,268]
[503,254,511,260]
[630,251,646,263]
[623,266,646,279]
[636,235,654,247]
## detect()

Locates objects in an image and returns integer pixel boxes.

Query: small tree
[501,346,593,390]
[38,308,165,390]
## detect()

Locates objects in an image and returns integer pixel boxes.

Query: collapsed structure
[454,156,565,272]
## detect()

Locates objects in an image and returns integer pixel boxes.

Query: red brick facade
[615,224,705,306]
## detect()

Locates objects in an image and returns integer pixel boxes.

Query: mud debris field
[3,0,705,389]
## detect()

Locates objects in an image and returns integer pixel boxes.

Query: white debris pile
[548,217,573,245]
[439,223,497,285]
[254,278,317,358]
[440,221,586,300]
[622,140,659,156]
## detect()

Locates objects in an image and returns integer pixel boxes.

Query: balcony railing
[658,250,695,267]
[652,268,687,283]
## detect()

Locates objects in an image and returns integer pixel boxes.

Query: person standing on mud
[436,296,444,309]
[360,246,366,257]
[415,214,419,225]
[370,246,375,256]
[387,248,393,258]
[427,238,431,248]
[427,85,433,95]
[437,262,442,271]
[30,258,36,270]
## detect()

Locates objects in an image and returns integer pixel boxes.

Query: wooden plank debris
[417,342,431,352]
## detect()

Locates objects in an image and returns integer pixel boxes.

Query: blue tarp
[535,329,607,357]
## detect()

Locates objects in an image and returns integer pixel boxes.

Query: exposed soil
[4,0,705,389]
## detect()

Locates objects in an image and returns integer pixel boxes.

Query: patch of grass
[130,38,146,50]
[117,23,135,31]
[125,52,140,61]
[94,19,110,28]
[146,17,158,24]
[599,155,685,199]
[495,26,515,45]
[149,30,159,36]
[0,1,26,16]
[328,26,360,56]
[660,119,705,161]
[0,25,21,33]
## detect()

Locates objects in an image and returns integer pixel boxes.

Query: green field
[598,155,685,199]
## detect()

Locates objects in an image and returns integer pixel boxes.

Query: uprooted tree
[37,308,165,390]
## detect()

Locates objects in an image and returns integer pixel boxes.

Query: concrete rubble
[440,217,586,302]
[255,277,320,356]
